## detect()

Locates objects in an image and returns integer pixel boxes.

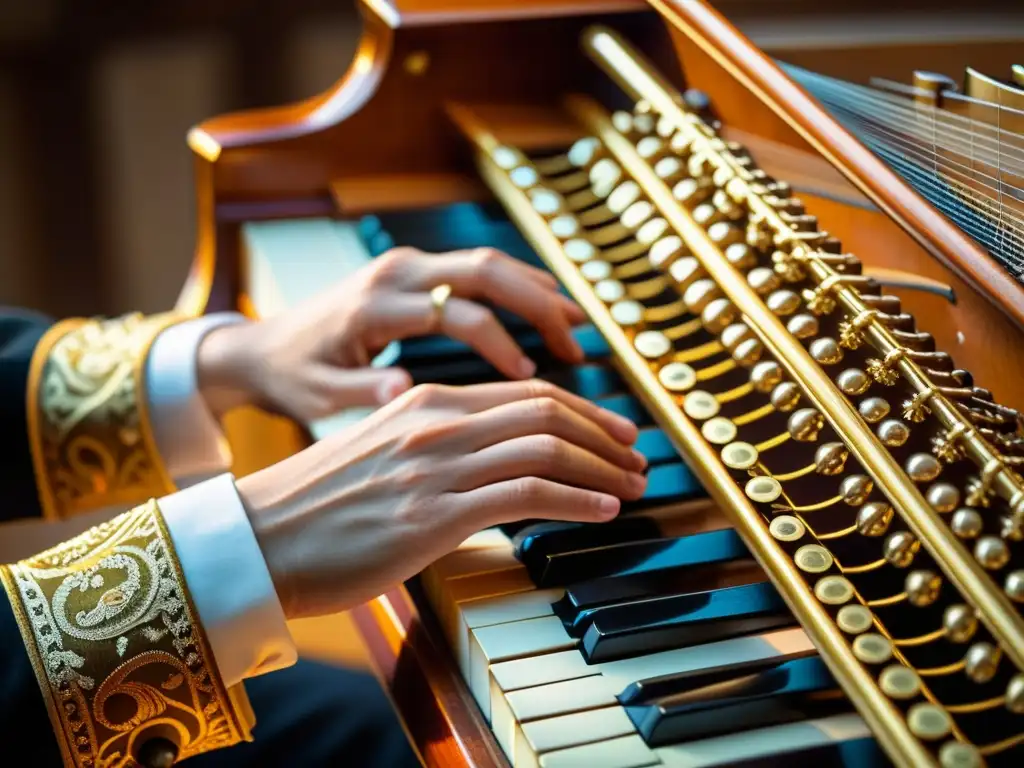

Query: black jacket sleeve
[0,308,61,763]
[0,306,53,521]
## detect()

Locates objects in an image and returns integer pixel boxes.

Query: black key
[595,394,651,426]
[581,581,793,663]
[622,655,844,746]
[622,462,704,512]
[550,528,750,626]
[514,516,668,568]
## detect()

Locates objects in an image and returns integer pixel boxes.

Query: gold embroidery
[1,499,253,767]
[28,313,185,520]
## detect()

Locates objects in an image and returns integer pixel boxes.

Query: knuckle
[508,476,546,504]
[530,396,563,427]
[472,247,501,274]
[532,434,565,463]
[405,382,445,407]
[525,379,556,401]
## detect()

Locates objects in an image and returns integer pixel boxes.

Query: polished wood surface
[179,0,1024,763]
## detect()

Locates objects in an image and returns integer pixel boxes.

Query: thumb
[318,366,413,408]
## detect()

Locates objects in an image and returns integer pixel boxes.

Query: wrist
[235,466,298,619]
[197,322,261,418]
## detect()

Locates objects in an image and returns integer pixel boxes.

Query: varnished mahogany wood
[179,1,1024,764]
[351,583,508,768]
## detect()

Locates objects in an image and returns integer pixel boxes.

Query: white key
[516,707,637,768]
[655,713,871,767]
[470,616,577,719]
[455,588,563,677]
[540,734,658,768]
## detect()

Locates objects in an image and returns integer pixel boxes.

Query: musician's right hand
[235,379,646,620]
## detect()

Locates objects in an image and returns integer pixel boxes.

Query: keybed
[451,25,1024,767]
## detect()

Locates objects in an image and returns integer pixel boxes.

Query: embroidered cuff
[27,313,186,519]
[0,499,254,767]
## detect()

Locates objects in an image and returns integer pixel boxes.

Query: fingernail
[611,415,639,441]
[597,495,620,520]
[518,358,537,378]
[628,472,648,496]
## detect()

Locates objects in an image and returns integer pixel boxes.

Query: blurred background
[0,0,362,319]
[0,1,1018,316]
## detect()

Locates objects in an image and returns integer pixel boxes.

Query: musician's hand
[234,379,646,619]
[197,246,586,422]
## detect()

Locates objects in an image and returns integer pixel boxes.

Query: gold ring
[429,283,452,326]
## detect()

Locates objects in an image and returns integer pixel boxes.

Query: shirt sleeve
[145,312,247,489]
[160,473,298,688]
[146,314,297,687]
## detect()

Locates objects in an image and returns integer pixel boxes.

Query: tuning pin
[765,289,802,317]
[814,442,849,475]
[621,200,655,231]
[606,180,643,215]
[509,165,540,189]
[809,337,843,365]
[649,236,686,269]
[636,136,665,161]
[905,570,942,607]
[683,279,722,314]
[858,397,891,423]
[724,243,757,270]
[692,202,723,228]
[963,642,1001,684]
[633,330,674,365]
[720,323,751,352]
[857,502,894,537]
[673,177,712,208]
[732,338,764,367]
[491,145,527,170]
[747,267,781,296]
[950,508,984,539]
[905,453,942,483]
[883,530,919,568]
[781,212,818,232]
[669,256,707,291]
[750,361,783,393]
[588,159,622,197]
[840,475,873,506]
[788,408,824,442]
[707,221,744,247]
[878,419,911,447]
[770,381,802,412]
[653,156,684,183]
[711,189,743,220]
[1006,674,1024,714]
[609,300,645,333]
[745,216,774,252]
[786,314,819,340]
[702,298,738,334]
[611,110,636,134]
[836,368,871,396]
[974,536,1010,571]
[925,483,960,514]
[943,604,978,643]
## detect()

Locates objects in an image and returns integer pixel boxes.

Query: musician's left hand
[196,246,587,421]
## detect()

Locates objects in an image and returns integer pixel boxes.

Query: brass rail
[577,24,1024,675]
[454,108,935,768]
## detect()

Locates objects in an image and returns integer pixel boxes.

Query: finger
[313,365,413,407]
[416,252,584,363]
[432,397,645,471]
[454,436,647,501]
[449,478,621,530]
[560,294,588,325]
[437,380,639,444]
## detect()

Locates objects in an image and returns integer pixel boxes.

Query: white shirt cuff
[161,473,297,687]
[146,313,248,488]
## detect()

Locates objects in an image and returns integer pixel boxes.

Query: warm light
[187,127,221,162]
